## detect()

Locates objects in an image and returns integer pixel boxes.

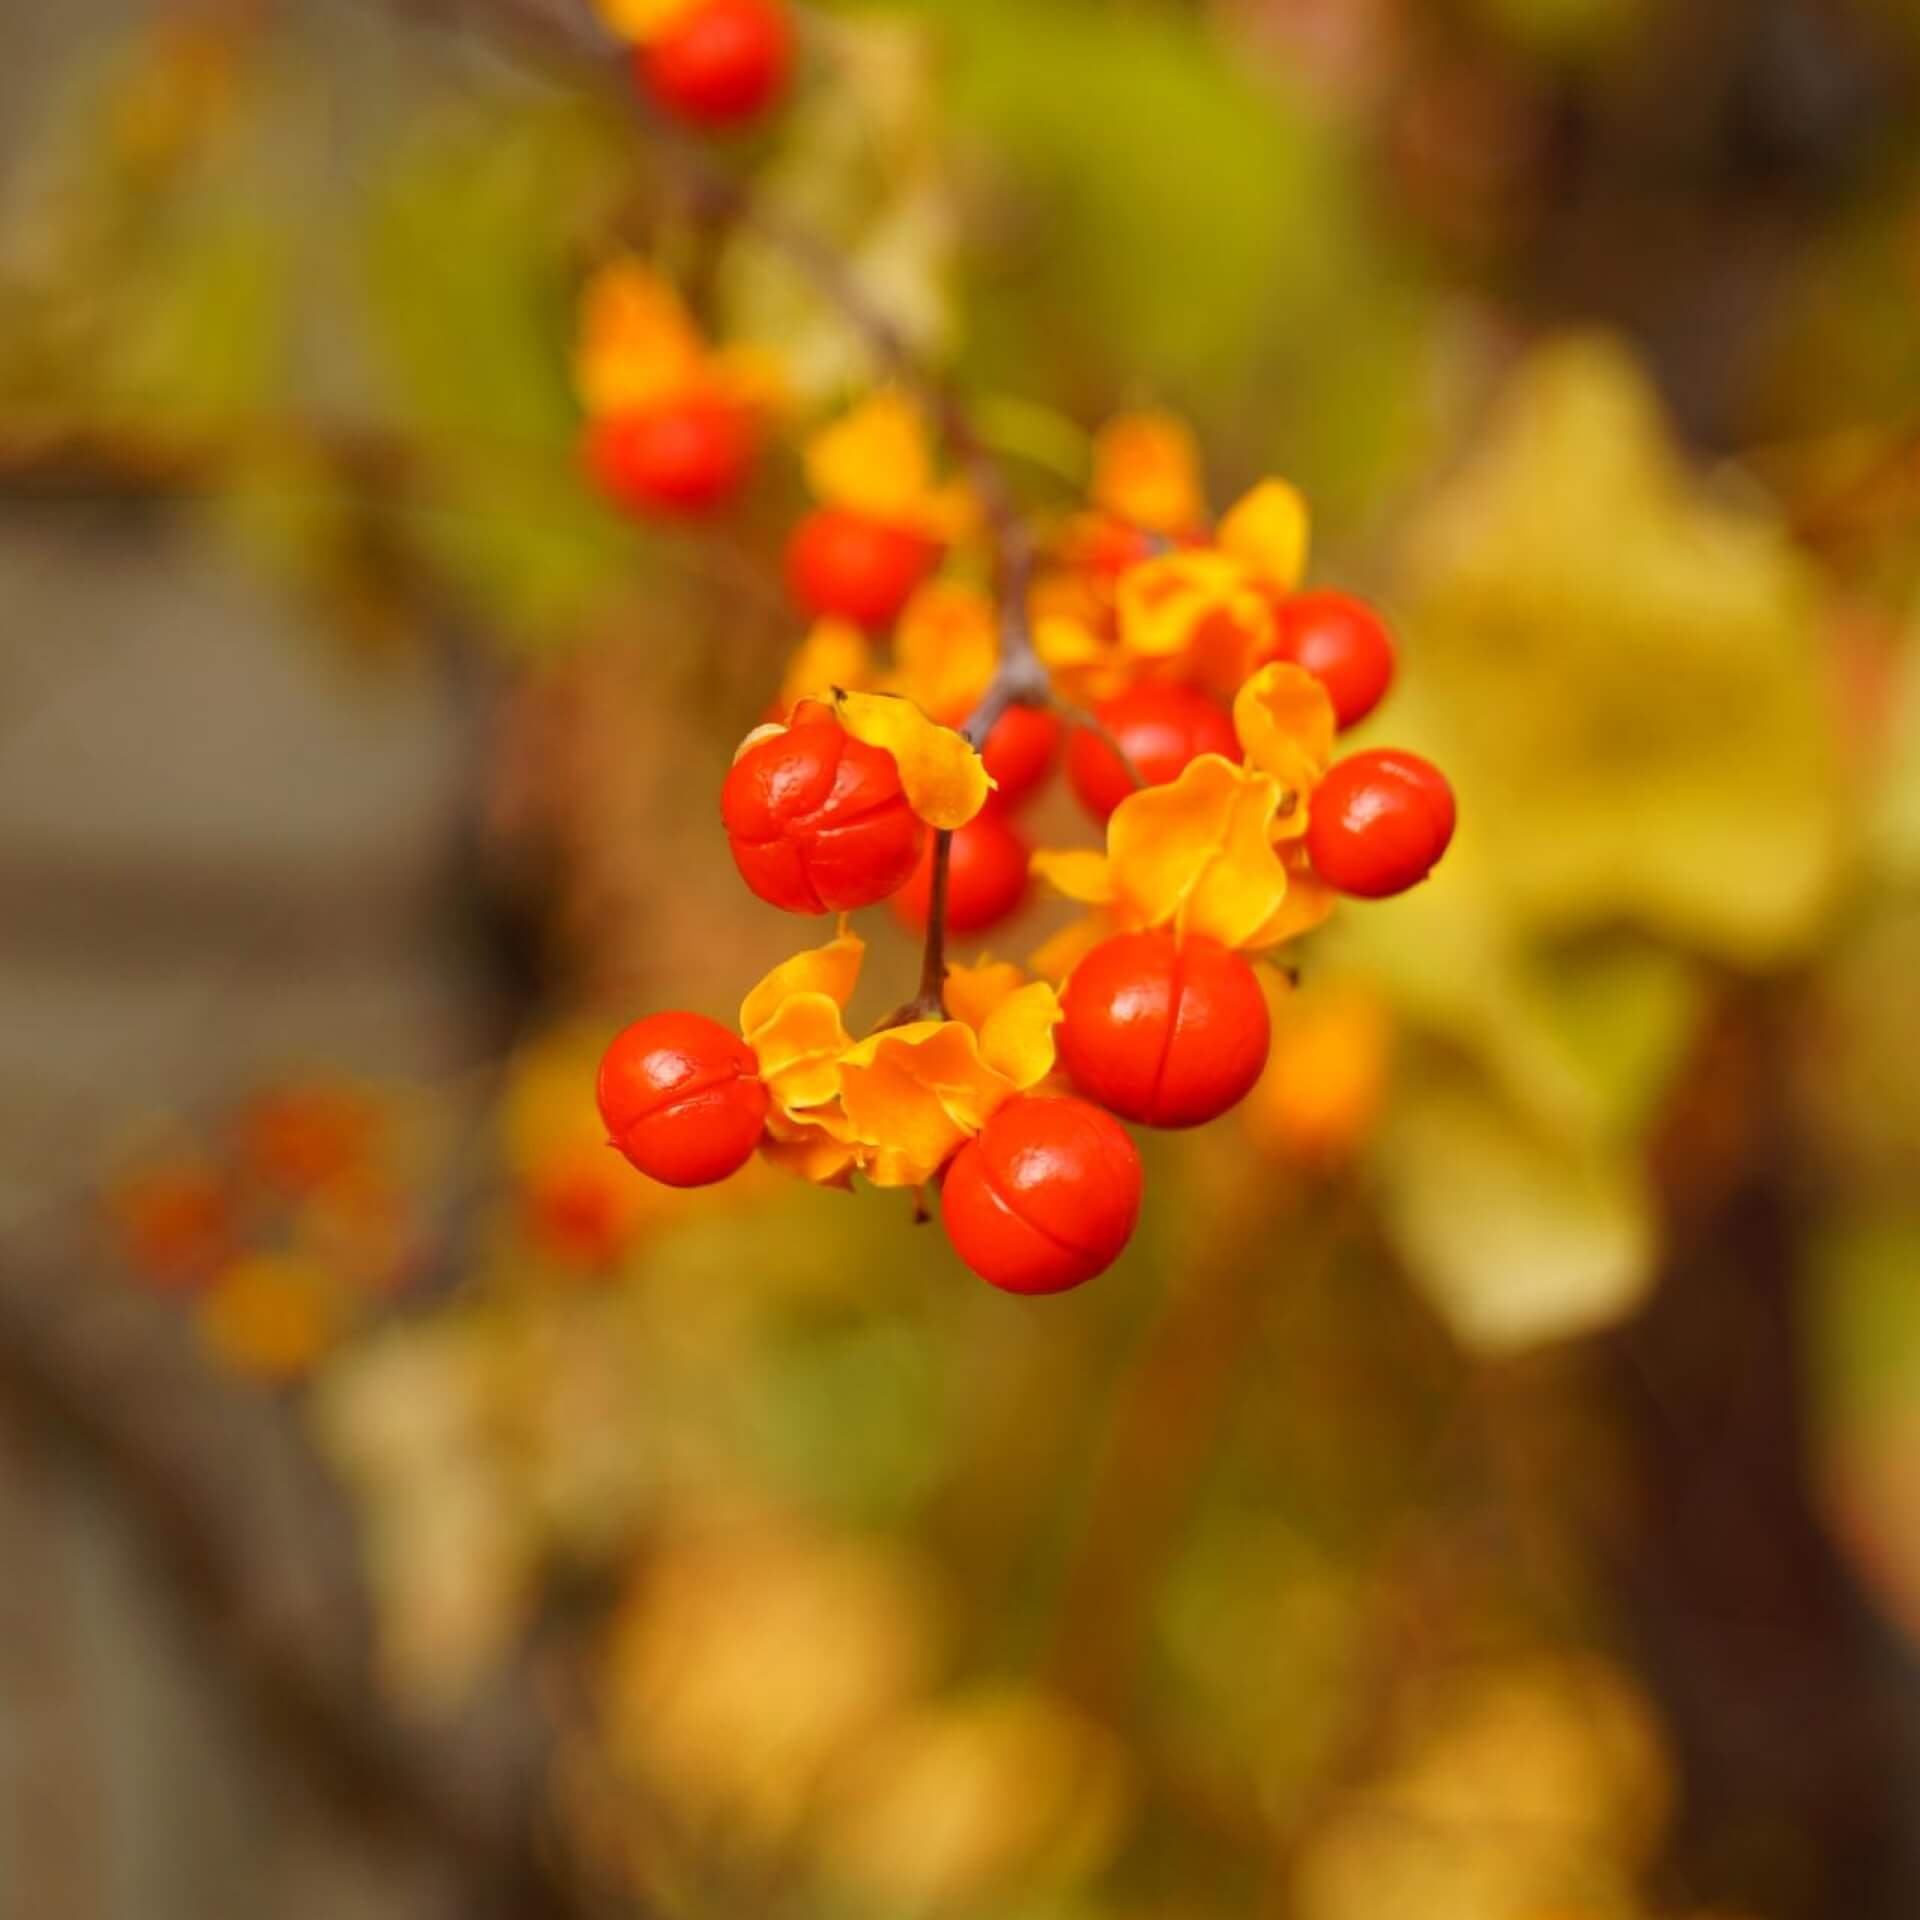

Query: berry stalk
[405,0,1057,1034]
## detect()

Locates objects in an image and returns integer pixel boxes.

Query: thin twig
[1050,695,1145,791]
[398,0,1054,1025]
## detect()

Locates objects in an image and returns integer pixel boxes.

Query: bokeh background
[5,1,1920,1916]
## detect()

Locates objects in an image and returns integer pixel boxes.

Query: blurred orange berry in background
[1089,410,1207,536]
[890,808,1032,936]
[1243,977,1393,1172]
[236,1082,380,1198]
[108,1157,234,1291]
[197,1251,345,1383]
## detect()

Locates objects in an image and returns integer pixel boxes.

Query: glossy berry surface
[1306,749,1456,898]
[1266,590,1396,730]
[940,1096,1142,1295]
[587,398,754,517]
[1066,682,1240,824]
[597,1012,768,1187]
[979,703,1062,808]
[786,508,938,629]
[1058,930,1269,1129]
[891,809,1030,935]
[723,714,925,913]
[638,0,792,127]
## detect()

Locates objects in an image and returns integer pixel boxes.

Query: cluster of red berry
[585,16,1455,1296]
[105,1084,417,1379]
[596,462,1454,1293]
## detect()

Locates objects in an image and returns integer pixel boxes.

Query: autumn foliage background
[5,0,1920,1916]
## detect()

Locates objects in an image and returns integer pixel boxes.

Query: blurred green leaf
[1807,1214,1920,1430]
[1321,854,1700,1152]
[746,1315,947,1523]
[1528,934,1704,1147]
[879,0,1434,522]
[0,26,289,430]
[116,210,286,423]
[362,99,651,639]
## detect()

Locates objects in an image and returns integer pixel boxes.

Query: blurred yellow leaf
[1293,1656,1669,1920]
[717,17,955,405]
[819,1689,1132,1909]
[1874,604,1920,882]
[573,255,705,415]
[604,1522,943,1844]
[890,580,999,719]
[804,389,937,522]
[198,1251,344,1381]
[1372,1070,1656,1352]
[1219,477,1311,591]
[1397,335,1844,964]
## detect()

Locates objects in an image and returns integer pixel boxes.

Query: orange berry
[1065,682,1239,823]
[1264,590,1395,730]
[638,0,793,127]
[723,714,926,913]
[786,508,939,628]
[235,1084,376,1197]
[979,704,1062,808]
[1058,930,1270,1128]
[1306,750,1455,898]
[940,1096,1142,1294]
[110,1161,232,1291]
[597,1012,768,1187]
[891,810,1031,935]
[587,396,755,516]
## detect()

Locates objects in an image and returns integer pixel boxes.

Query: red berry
[940,1096,1142,1295]
[522,1160,628,1267]
[1266,591,1395,730]
[723,714,926,913]
[979,703,1062,809]
[1065,682,1240,824]
[1306,749,1456,898]
[1058,930,1269,1129]
[638,0,792,127]
[785,508,938,628]
[587,397,755,516]
[111,1162,233,1291]
[891,809,1030,935]
[597,1012,768,1187]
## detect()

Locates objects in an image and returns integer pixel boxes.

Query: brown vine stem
[1050,696,1145,789]
[617,92,1048,1026]
[400,0,1051,1024]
